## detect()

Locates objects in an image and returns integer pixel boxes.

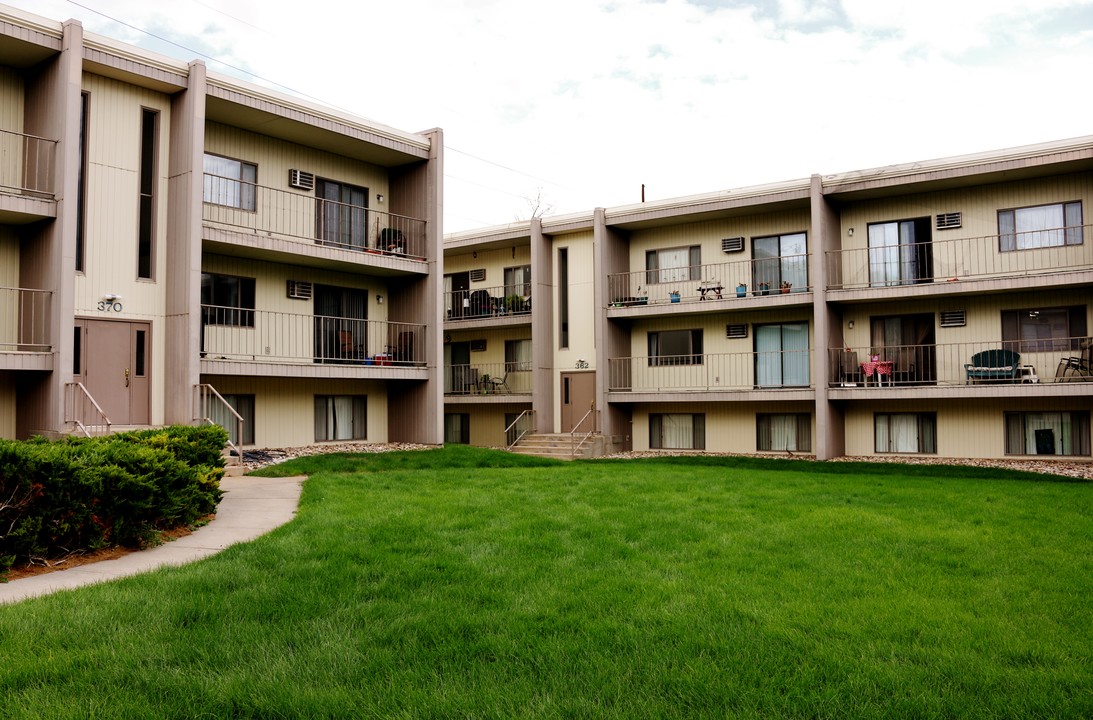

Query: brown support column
[811,173,845,460]
[530,217,554,433]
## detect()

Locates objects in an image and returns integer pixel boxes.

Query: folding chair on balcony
[1056,340,1093,381]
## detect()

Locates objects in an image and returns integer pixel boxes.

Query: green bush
[0,425,226,577]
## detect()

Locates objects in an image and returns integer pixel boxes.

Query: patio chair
[487,372,511,394]
[1055,341,1092,382]
[838,350,863,386]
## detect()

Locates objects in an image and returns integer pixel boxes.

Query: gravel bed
[239,442,432,472]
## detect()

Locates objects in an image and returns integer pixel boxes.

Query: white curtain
[755,325,782,387]
[657,248,690,284]
[1015,205,1065,249]
[1025,412,1069,454]
[662,414,694,449]
[770,415,798,451]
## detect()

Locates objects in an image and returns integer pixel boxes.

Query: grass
[1,445,1090,718]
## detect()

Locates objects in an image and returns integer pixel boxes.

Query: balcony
[0,129,56,221]
[0,286,52,370]
[443,362,533,397]
[445,285,531,324]
[826,224,1093,294]
[608,349,813,398]
[202,174,427,262]
[200,305,426,378]
[607,254,810,313]
[829,338,1091,396]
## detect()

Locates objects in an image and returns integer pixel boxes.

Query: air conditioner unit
[288,169,315,191]
[721,237,745,253]
[470,339,487,352]
[286,280,313,300]
[726,323,748,339]
[939,310,966,328]
[936,212,962,230]
[469,268,486,282]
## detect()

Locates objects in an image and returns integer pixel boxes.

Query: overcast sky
[10,0,1093,231]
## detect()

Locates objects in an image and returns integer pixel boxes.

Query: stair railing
[570,403,595,458]
[64,382,111,437]
[194,383,243,467]
[504,409,536,450]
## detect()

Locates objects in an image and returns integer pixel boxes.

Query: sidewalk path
[0,474,305,604]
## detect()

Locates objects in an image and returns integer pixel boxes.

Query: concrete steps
[509,433,602,460]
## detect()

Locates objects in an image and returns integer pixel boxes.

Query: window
[752,232,807,292]
[558,248,569,348]
[76,92,89,272]
[201,273,256,327]
[316,179,368,249]
[1005,412,1090,456]
[754,323,809,387]
[875,413,936,454]
[314,395,367,441]
[646,246,700,285]
[1002,307,1086,353]
[757,414,811,452]
[650,413,705,450]
[867,218,932,287]
[505,339,532,372]
[445,413,470,444]
[203,153,256,211]
[504,265,531,298]
[137,108,158,279]
[648,329,703,366]
[210,394,254,446]
[998,202,1082,251]
[870,314,937,384]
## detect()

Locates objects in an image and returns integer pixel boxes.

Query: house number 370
[98,300,123,312]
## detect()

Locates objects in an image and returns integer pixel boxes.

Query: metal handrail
[64,382,111,438]
[194,384,244,466]
[504,409,536,450]
[570,403,595,458]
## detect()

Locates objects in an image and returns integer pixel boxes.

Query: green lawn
[1,446,1090,718]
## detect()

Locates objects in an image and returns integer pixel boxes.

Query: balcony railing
[201,305,425,366]
[0,287,51,351]
[202,174,427,260]
[0,129,56,197]
[444,362,533,395]
[829,337,1091,387]
[607,254,810,307]
[826,224,1093,290]
[608,350,813,392]
[445,285,531,321]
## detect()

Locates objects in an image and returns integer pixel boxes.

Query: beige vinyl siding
[553,232,596,427]
[0,230,18,349]
[443,246,532,278]
[0,67,24,186]
[631,402,815,454]
[0,372,14,439]
[201,375,388,449]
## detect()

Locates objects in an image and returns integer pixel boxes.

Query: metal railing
[608,349,813,392]
[64,382,111,437]
[0,287,51,351]
[202,174,428,260]
[570,404,596,457]
[201,305,426,366]
[444,362,533,395]
[505,409,536,449]
[607,254,810,307]
[829,337,1091,387]
[194,383,244,466]
[0,128,56,196]
[445,285,531,320]
[826,224,1093,290]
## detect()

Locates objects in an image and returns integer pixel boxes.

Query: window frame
[137,107,159,280]
[212,394,254,446]
[504,338,533,373]
[1001,306,1086,353]
[998,201,1083,252]
[1004,411,1091,456]
[754,322,809,387]
[756,413,812,452]
[874,412,937,454]
[649,413,705,450]
[866,217,933,287]
[314,395,367,442]
[200,272,256,327]
[752,232,808,292]
[203,152,257,211]
[645,245,701,286]
[648,329,703,367]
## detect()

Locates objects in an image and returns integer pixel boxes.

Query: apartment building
[444,137,1093,462]
[0,5,443,448]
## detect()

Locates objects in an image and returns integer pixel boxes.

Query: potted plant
[736,282,747,298]
[668,290,681,303]
[780,281,792,294]
[755,282,771,296]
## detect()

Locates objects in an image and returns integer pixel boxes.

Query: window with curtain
[875,413,936,454]
[314,395,367,441]
[754,323,809,387]
[867,218,933,287]
[445,413,470,444]
[209,394,254,446]
[757,414,811,452]
[1001,306,1086,353]
[650,413,705,450]
[869,314,936,383]
[646,246,701,285]
[648,329,703,366]
[998,202,1082,251]
[503,265,531,297]
[505,339,532,372]
[203,153,256,211]
[752,232,807,292]
[200,273,255,327]
[1004,412,1090,456]
[316,179,368,249]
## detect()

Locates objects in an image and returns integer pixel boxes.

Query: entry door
[560,371,595,433]
[75,319,151,425]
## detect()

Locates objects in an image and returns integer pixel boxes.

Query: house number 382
[97,300,123,312]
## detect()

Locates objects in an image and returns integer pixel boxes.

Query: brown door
[560,371,595,433]
[75,319,151,426]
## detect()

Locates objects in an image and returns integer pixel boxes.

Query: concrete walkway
[0,474,306,604]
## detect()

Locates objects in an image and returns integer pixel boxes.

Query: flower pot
[736,285,747,298]
[781,287,791,294]
[669,294,680,303]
